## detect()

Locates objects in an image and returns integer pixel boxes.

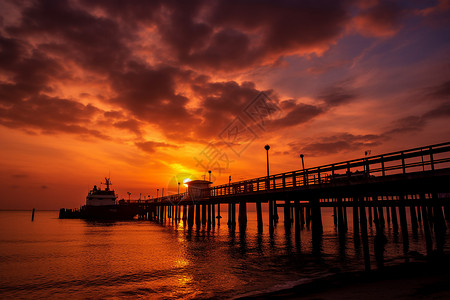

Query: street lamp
[127,192,131,201]
[264,144,270,177]
[178,182,180,194]
[265,144,270,191]
[157,188,159,198]
[265,144,274,232]
[208,170,211,182]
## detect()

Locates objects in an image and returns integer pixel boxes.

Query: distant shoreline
[0,209,58,211]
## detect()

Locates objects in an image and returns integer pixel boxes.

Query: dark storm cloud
[192,80,263,137]
[0,94,110,139]
[108,62,201,138]
[426,80,450,99]
[290,133,384,157]
[384,116,426,136]
[354,0,403,37]
[268,103,323,130]
[8,0,130,73]
[384,99,450,136]
[318,85,357,108]
[135,140,179,154]
[0,36,63,104]
[1,0,424,149]
[79,0,353,71]
[170,0,351,70]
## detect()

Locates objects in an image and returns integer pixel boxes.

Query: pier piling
[256,201,263,232]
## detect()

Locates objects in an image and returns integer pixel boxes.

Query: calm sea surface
[1,206,449,299]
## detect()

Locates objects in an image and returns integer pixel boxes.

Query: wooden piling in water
[385,198,391,224]
[444,203,450,221]
[256,201,263,232]
[359,198,371,272]
[31,208,35,221]
[373,196,380,230]
[174,205,178,224]
[391,205,399,234]
[294,199,300,240]
[300,206,305,229]
[378,202,385,228]
[305,205,311,229]
[284,199,291,232]
[398,195,409,254]
[432,192,447,231]
[188,204,194,228]
[311,199,323,236]
[420,201,433,256]
[337,198,346,236]
[333,205,337,227]
[196,204,201,228]
[290,206,294,223]
[343,204,348,231]
[207,204,211,230]
[212,203,215,228]
[269,199,274,233]
[410,202,419,233]
[228,203,232,226]
[274,200,279,222]
[432,193,447,253]
[239,201,247,231]
[217,203,221,226]
[368,204,373,227]
[202,204,207,226]
[352,199,360,240]
[183,205,187,223]
[231,203,236,228]
[417,205,422,223]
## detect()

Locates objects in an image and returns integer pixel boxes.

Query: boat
[59,177,138,220]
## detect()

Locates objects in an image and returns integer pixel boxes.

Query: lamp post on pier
[157,188,159,198]
[265,144,274,233]
[178,182,180,194]
[265,144,270,179]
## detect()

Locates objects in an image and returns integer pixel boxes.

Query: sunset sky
[1,0,449,209]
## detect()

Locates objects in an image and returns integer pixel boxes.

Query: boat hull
[59,204,138,220]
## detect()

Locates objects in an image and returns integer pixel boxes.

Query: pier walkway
[125,142,450,271]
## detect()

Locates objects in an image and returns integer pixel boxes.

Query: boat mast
[105,177,111,191]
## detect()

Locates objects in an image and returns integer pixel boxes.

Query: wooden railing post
[317,167,321,184]
[366,158,370,176]
[401,152,406,174]
[293,172,296,187]
[429,147,435,171]
[381,156,385,176]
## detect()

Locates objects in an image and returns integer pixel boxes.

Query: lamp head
[264,144,270,151]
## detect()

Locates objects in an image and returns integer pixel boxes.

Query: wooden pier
[127,142,450,269]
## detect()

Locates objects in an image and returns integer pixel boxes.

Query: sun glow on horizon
[183,178,191,187]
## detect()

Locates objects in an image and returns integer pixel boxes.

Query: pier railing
[208,142,450,197]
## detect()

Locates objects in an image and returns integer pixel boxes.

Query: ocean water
[1,206,449,299]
